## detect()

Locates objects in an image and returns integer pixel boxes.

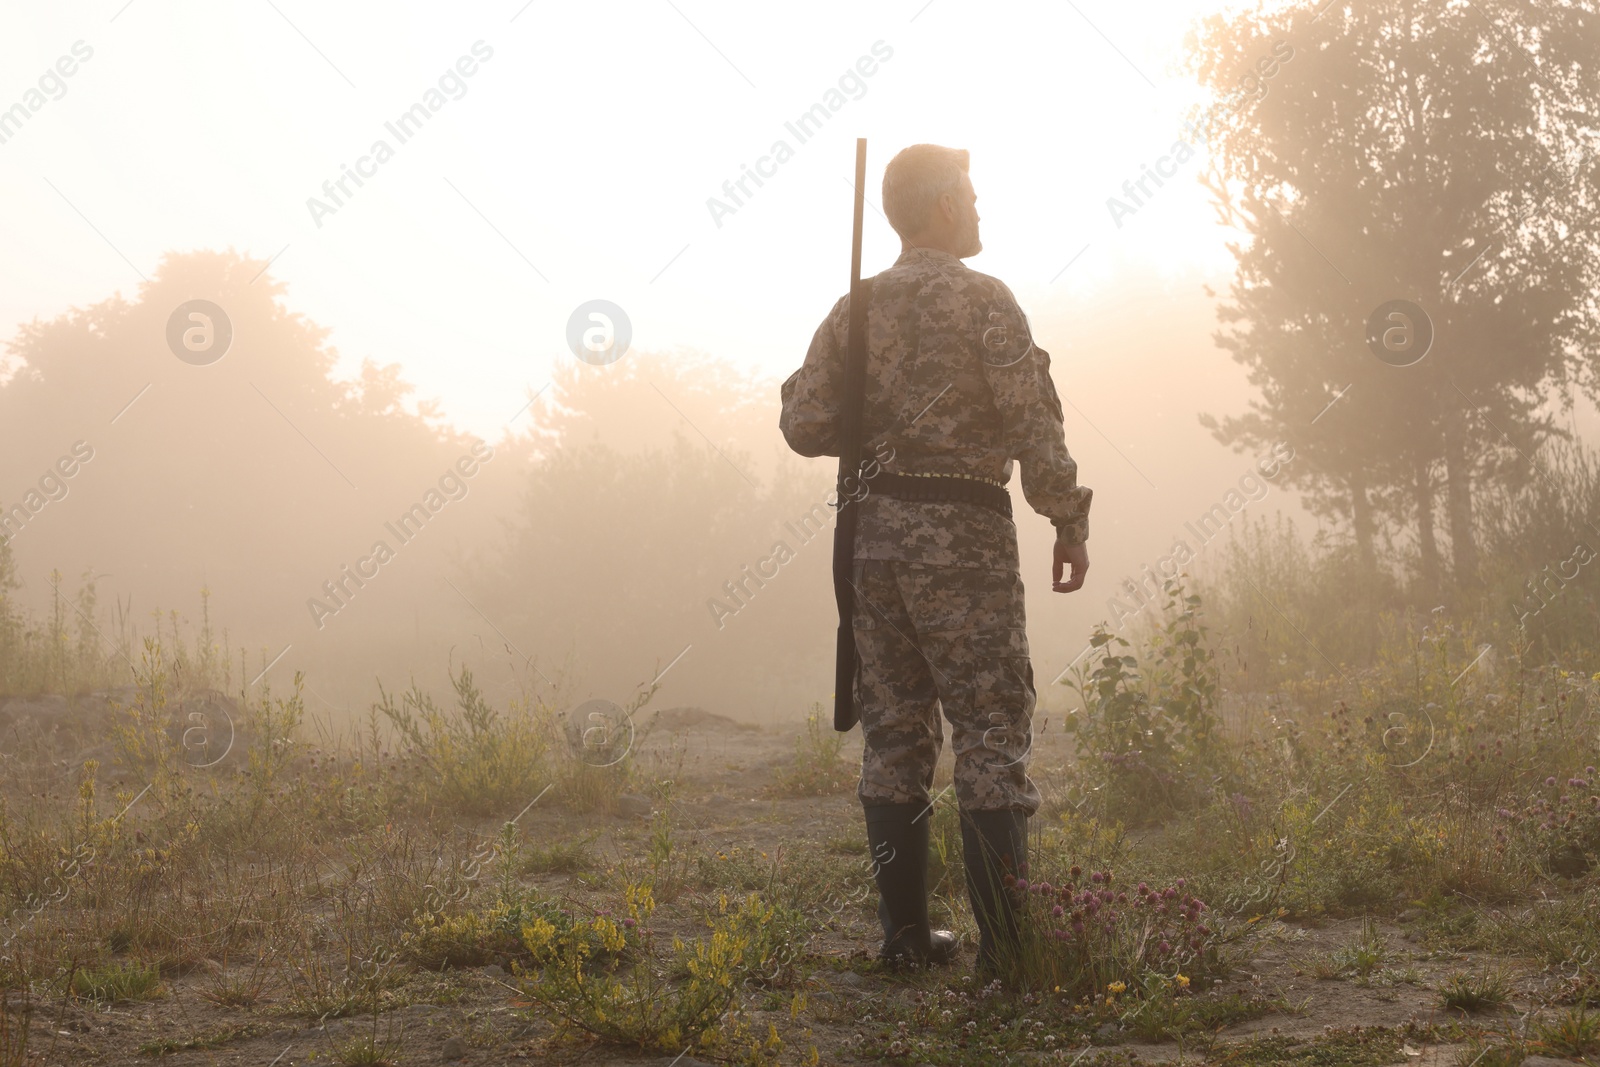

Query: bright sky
[0,0,1250,439]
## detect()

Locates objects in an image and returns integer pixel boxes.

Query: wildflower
[1108,981,1126,994]
[1175,974,1190,988]
[1547,776,1559,786]
[1090,871,1104,884]
[1052,905,1064,917]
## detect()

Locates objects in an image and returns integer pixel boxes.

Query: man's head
[882,144,981,258]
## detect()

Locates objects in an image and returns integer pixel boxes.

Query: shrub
[375,666,552,815]
[517,883,788,1062]
[1064,582,1228,824]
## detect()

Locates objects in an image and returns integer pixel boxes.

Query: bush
[517,884,790,1062]
[1064,581,1229,824]
[375,666,552,816]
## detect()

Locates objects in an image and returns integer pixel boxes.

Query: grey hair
[882,144,969,240]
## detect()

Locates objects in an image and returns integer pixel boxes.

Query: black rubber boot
[960,807,1027,973]
[863,802,958,966]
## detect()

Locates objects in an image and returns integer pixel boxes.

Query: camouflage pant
[851,559,1040,814]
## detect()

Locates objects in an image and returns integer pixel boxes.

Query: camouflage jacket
[780,246,1092,572]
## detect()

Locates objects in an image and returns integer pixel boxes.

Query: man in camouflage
[780,144,1092,970]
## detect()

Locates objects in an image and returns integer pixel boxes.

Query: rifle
[831,138,870,732]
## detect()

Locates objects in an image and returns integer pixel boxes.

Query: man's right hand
[1052,539,1088,593]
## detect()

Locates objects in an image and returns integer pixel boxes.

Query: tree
[1192,0,1600,593]
[0,249,492,686]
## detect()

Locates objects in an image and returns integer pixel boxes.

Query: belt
[868,471,1013,519]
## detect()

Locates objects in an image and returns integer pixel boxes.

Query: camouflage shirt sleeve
[974,280,1094,544]
[779,294,849,459]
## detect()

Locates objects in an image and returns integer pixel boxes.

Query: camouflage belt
[870,471,1013,519]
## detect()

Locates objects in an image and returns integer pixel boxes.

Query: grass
[0,571,1597,1063]
[1213,1029,1407,1066]
[0,997,27,1067]
[1438,969,1513,1013]
[770,704,855,796]
[70,960,163,1003]
[136,1024,267,1057]
[1534,1003,1600,1057]
[1310,920,1391,980]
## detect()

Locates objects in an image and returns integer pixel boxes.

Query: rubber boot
[863,802,958,966]
[960,807,1027,973]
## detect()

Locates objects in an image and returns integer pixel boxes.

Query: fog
[5,0,1588,726]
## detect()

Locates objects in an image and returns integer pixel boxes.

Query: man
[779,144,1092,971]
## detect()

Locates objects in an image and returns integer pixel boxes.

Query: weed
[70,959,162,1002]
[0,994,26,1067]
[518,833,597,875]
[517,883,784,1062]
[375,667,551,816]
[1534,1002,1600,1057]
[771,704,854,796]
[1438,968,1512,1013]
[1329,920,1389,978]
[137,1024,265,1056]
